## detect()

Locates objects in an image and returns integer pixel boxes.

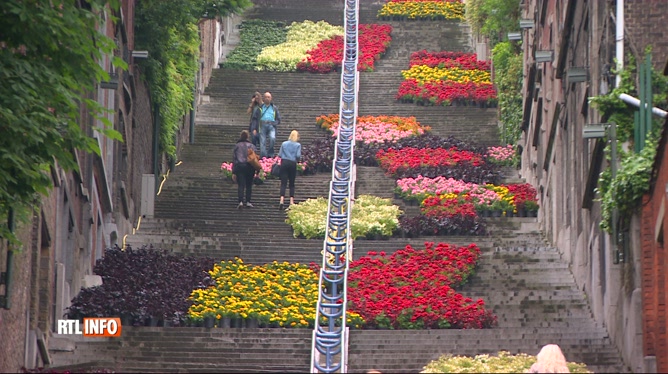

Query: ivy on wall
[135,0,252,157]
[465,0,523,146]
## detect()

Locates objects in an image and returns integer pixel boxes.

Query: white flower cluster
[256,20,343,72]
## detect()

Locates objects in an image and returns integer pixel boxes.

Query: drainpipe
[153,103,161,193]
[1,208,15,309]
[190,71,198,144]
[615,0,624,87]
[619,93,668,118]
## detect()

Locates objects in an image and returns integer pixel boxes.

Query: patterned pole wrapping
[311,0,358,373]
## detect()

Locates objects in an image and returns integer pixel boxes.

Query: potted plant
[524,200,539,217]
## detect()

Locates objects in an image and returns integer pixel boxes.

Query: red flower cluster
[421,195,478,218]
[506,183,538,208]
[297,24,393,73]
[347,242,496,329]
[409,50,490,70]
[376,147,484,174]
[396,79,497,104]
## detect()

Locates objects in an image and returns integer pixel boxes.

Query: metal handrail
[310,1,358,372]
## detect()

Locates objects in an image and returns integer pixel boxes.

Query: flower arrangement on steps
[396,50,497,107]
[377,0,466,21]
[285,195,402,240]
[65,243,496,331]
[394,176,539,218]
[299,114,538,237]
[187,242,495,330]
[421,351,591,373]
[221,19,392,73]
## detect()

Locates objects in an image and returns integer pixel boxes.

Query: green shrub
[421,351,591,373]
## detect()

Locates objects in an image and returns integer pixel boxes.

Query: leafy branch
[0,0,124,247]
[135,0,252,157]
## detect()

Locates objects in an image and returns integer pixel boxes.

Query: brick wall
[0,217,35,372]
[625,0,668,70]
[641,114,668,372]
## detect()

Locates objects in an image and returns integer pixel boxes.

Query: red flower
[376,147,484,174]
[297,24,393,73]
[346,242,496,329]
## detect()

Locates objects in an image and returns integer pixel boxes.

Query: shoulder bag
[247,146,262,172]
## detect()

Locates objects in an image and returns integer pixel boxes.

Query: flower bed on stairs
[65,243,496,331]
[296,114,538,238]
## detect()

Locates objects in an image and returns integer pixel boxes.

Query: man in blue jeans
[259,91,282,158]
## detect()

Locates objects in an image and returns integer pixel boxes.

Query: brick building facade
[0,3,227,371]
[639,60,668,373]
[519,0,667,372]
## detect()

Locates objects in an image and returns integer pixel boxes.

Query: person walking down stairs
[259,91,281,158]
[278,130,302,210]
[248,91,262,147]
[232,130,259,208]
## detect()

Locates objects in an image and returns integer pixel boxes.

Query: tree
[0,0,124,246]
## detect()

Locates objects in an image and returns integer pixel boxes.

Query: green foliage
[464,0,485,37]
[589,59,637,142]
[221,20,288,70]
[0,0,122,246]
[492,42,523,144]
[465,1,524,145]
[597,135,657,233]
[466,0,521,47]
[200,0,252,19]
[135,0,252,157]
[591,53,668,233]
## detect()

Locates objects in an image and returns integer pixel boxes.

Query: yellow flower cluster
[188,259,322,327]
[487,184,515,212]
[377,1,465,20]
[401,65,491,84]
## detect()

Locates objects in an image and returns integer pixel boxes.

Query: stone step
[54,3,628,373]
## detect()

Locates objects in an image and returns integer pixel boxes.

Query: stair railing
[310,1,359,373]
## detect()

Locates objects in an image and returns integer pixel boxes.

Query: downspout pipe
[190,72,197,144]
[153,104,161,193]
[1,208,15,309]
[616,0,624,87]
[619,93,668,118]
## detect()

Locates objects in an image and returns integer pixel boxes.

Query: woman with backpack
[232,130,259,208]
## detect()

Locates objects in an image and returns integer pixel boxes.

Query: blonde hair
[288,130,300,142]
[531,344,570,373]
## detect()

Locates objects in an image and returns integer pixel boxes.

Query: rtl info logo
[57,318,122,337]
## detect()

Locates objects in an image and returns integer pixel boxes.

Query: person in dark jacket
[247,91,262,147]
[278,130,302,210]
[232,130,259,208]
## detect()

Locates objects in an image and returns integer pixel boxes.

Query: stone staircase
[48,2,629,373]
